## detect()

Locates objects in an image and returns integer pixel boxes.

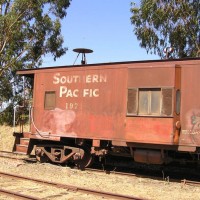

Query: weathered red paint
[29,67,127,140]
[179,65,200,147]
[17,58,200,151]
[125,117,174,144]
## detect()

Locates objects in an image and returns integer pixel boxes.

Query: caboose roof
[17,57,200,77]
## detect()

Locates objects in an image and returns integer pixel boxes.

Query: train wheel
[74,148,93,169]
[36,154,49,163]
[35,148,49,163]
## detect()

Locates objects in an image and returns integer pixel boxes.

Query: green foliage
[0,102,30,126]
[0,103,13,125]
[130,0,200,58]
[0,0,71,124]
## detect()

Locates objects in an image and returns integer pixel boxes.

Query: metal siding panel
[125,117,174,144]
[125,66,175,145]
[31,67,127,140]
[179,65,200,146]
[128,67,175,87]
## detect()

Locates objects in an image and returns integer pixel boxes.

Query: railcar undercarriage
[31,138,200,169]
[34,144,93,169]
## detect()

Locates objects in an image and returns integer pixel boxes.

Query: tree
[130,0,200,58]
[0,0,71,125]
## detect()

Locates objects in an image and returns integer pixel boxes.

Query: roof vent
[73,48,93,65]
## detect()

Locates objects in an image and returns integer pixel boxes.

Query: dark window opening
[176,89,181,115]
[44,91,56,110]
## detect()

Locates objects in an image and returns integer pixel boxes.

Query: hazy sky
[42,0,159,67]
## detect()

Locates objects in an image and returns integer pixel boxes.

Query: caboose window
[175,89,181,115]
[44,91,56,110]
[127,88,173,116]
[138,89,161,115]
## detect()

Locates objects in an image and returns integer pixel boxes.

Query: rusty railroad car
[13,58,200,168]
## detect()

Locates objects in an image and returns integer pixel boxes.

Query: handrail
[13,105,31,133]
[13,105,50,138]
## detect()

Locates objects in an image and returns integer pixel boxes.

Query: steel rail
[85,166,195,184]
[0,151,36,163]
[85,167,137,177]
[181,179,200,186]
[0,188,41,200]
[0,155,36,163]
[0,171,146,200]
[0,154,24,160]
[0,151,15,154]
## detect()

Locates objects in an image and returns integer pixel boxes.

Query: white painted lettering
[74,75,80,83]
[60,76,66,84]
[85,74,107,83]
[92,75,99,83]
[83,89,89,97]
[59,86,79,97]
[93,89,99,97]
[66,76,73,84]
[100,74,107,82]
[66,89,73,97]
[53,73,106,84]
[86,75,92,83]
[54,73,106,99]
[53,73,82,84]
[53,73,60,84]
[83,89,99,97]
[66,103,78,110]
[60,86,67,97]
[73,89,79,97]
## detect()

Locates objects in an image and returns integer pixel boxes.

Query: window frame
[44,91,56,110]
[127,87,173,117]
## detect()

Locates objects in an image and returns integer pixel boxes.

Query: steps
[13,132,31,155]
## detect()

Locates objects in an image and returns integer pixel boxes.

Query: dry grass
[0,125,29,152]
[0,125,15,151]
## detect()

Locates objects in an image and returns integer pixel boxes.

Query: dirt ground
[0,125,30,152]
[0,125,200,200]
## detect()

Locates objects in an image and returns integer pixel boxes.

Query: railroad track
[0,171,145,200]
[1,151,200,188]
[84,163,199,183]
[0,188,40,200]
[0,151,36,163]
[181,179,200,186]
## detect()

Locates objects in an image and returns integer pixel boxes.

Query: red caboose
[13,57,200,167]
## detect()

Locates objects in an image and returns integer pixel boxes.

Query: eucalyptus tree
[0,0,71,124]
[130,0,200,58]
